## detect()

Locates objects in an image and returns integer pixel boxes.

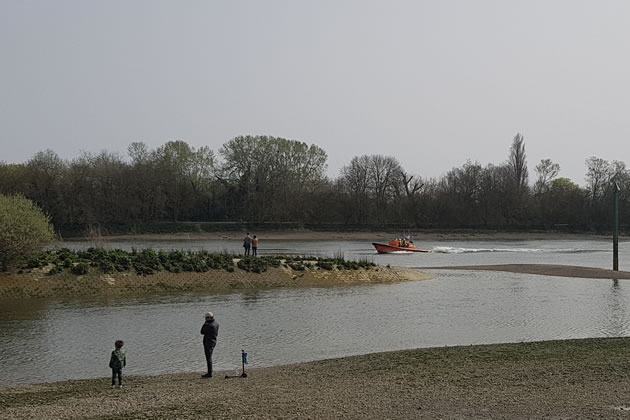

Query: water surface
[2,238,629,385]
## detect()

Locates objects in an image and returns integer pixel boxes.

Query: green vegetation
[0,194,55,270]
[20,249,375,276]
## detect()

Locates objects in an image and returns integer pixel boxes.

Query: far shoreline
[62,230,627,242]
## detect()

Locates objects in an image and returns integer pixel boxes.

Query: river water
[1,238,629,385]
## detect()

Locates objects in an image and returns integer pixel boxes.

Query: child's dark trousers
[112,368,122,385]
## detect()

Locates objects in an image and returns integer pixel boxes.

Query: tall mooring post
[613,182,620,271]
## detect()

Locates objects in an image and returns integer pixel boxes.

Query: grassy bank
[0,249,429,298]
[2,337,630,419]
[19,248,377,276]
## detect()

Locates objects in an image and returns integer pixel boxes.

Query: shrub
[238,256,269,273]
[0,194,55,270]
[71,262,89,275]
[288,262,305,271]
[48,266,64,276]
[23,248,378,276]
[316,261,334,270]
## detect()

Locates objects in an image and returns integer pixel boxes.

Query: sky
[1,0,629,186]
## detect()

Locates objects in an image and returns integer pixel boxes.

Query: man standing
[201,312,219,378]
[243,233,252,256]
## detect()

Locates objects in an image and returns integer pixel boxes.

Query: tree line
[0,134,628,234]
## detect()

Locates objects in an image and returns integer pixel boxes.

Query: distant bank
[63,228,622,242]
[57,221,627,239]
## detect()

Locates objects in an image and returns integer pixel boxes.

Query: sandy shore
[2,337,630,419]
[424,264,630,279]
[3,263,628,299]
[70,230,625,242]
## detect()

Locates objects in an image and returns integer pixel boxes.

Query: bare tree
[534,159,560,195]
[368,155,402,223]
[400,171,424,198]
[585,156,610,200]
[339,156,372,224]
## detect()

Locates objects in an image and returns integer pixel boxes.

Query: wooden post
[241,349,248,377]
[613,182,620,271]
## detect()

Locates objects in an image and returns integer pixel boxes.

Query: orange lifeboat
[372,238,428,254]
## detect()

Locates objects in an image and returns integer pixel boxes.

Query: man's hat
[205,312,214,319]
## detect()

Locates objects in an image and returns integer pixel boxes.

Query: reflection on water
[2,270,630,385]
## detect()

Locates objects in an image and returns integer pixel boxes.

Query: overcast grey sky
[1,0,629,185]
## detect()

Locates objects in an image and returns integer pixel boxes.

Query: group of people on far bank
[242,232,259,256]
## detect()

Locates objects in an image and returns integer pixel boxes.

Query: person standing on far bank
[201,312,219,378]
[252,235,259,256]
[243,233,252,256]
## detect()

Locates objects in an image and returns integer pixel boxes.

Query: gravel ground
[3,338,630,419]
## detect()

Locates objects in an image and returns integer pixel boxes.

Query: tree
[128,142,151,165]
[153,141,216,221]
[339,156,372,224]
[67,151,131,225]
[534,159,560,195]
[477,163,512,227]
[219,136,327,221]
[367,155,402,223]
[0,194,55,270]
[585,156,610,201]
[398,170,424,225]
[442,160,484,226]
[0,162,31,195]
[547,178,586,227]
[125,142,167,222]
[26,150,66,226]
[508,133,528,193]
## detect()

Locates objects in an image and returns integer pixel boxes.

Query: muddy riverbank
[0,265,431,299]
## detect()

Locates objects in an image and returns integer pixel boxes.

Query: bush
[21,248,376,276]
[0,194,55,270]
[71,262,89,275]
[48,266,64,276]
[238,256,269,273]
[316,261,334,270]
[288,262,306,271]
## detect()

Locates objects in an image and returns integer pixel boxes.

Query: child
[109,340,126,388]
[252,235,259,256]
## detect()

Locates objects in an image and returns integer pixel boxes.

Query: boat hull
[372,242,428,254]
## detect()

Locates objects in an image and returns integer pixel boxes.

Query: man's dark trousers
[204,343,215,376]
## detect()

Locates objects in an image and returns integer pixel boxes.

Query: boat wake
[430,246,606,254]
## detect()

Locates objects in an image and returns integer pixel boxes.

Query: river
[1,238,629,385]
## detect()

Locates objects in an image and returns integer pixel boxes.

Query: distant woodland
[1,134,628,235]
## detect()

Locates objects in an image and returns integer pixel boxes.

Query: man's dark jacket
[201,320,219,346]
